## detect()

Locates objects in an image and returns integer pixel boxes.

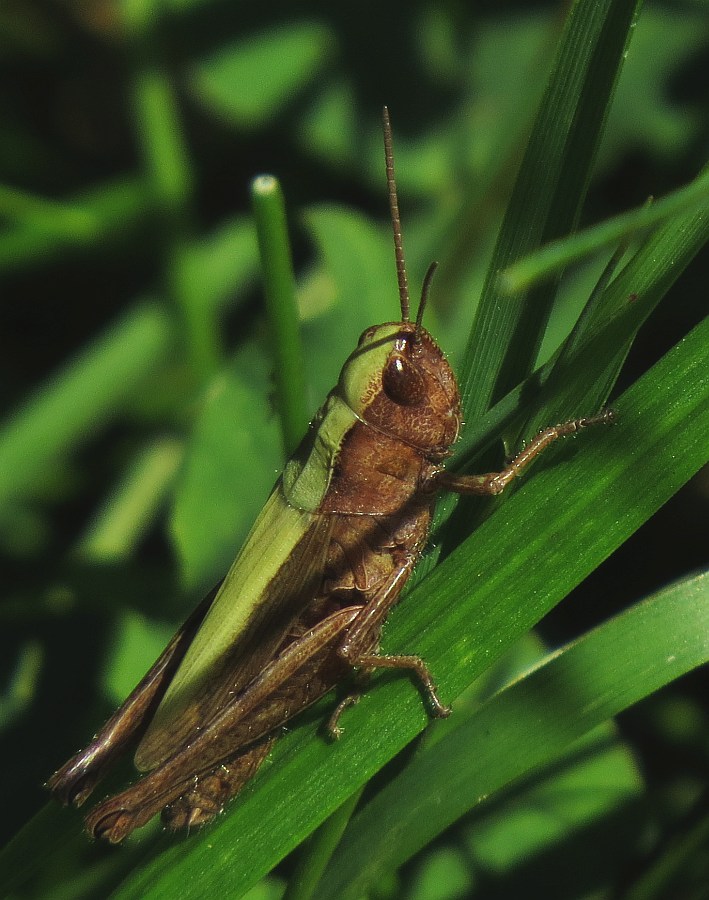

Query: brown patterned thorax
[318,422,435,516]
[314,320,460,615]
[319,319,460,522]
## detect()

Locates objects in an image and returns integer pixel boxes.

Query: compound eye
[382,353,426,406]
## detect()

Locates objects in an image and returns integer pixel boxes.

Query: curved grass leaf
[176,217,260,316]
[502,164,709,292]
[0,183,96,237]
[75,438,184,564]
[0,178,149,275]
[315,570,709,898]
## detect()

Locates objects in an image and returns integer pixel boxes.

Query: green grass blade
[0,302,174,513]
[315,570,709,898]
[283,787,364,900]
[529,197,709,436]
[176,216,260,316]
[189,24,334,129]
[0,183,96,237]
[251,175,309,456]
[459,0,643,421]
[502,164,709,292]
[449,174,709,472]
[74,437,184,563]
[0,178,149,274]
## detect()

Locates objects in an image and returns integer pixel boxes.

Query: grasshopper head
[336,109,461,456]
[338,321,461,455]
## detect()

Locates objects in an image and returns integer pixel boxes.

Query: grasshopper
[48,108,613,843]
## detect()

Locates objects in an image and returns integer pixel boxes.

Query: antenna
[382,106,410,322]
[417,261,438,328]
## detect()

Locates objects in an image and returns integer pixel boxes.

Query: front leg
[437,409,616,496]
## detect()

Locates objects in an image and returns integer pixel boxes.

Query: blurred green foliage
[0,1,707,898]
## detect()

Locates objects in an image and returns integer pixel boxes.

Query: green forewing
[135,485,332,770]
[283,393,359,511]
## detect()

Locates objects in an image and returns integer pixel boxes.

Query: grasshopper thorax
[338,320,461,456]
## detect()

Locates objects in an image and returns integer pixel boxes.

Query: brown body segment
[47,108,614,842]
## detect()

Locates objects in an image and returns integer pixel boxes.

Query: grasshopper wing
[135,483,333,771]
